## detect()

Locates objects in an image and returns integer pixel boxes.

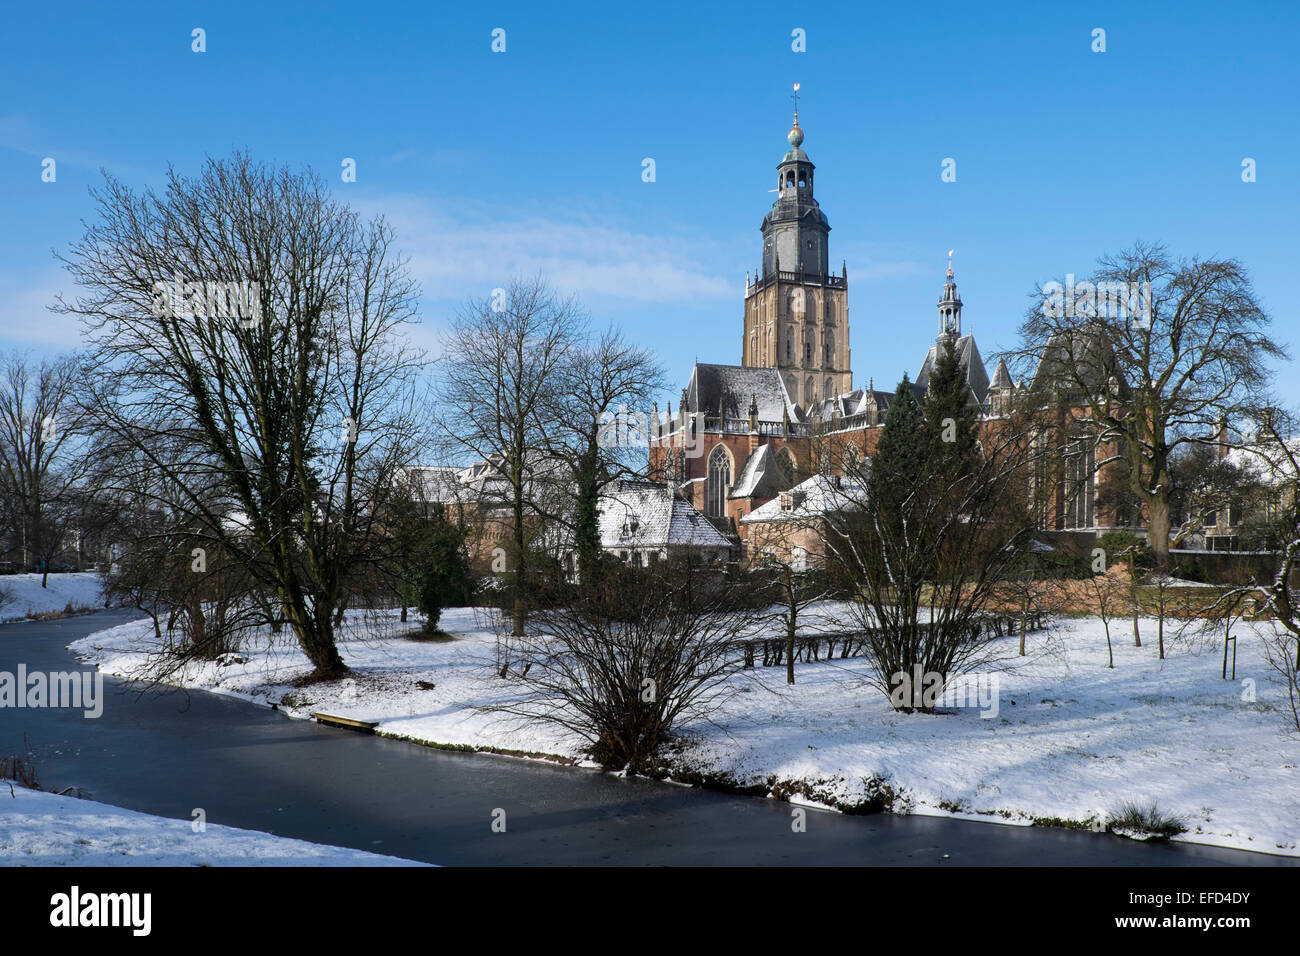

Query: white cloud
[357,194,737,307]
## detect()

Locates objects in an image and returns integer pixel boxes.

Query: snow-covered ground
[0,785,426,866]
[71,605,1300,857]
[0,572,104,623]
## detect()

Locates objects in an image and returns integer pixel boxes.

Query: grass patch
[1107,801,1189,841]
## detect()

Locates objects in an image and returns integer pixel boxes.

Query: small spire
[946,248,955,280]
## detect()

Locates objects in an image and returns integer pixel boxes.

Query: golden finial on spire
[788,83,804,147]
[946,249,955,279]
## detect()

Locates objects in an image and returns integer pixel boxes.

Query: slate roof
[728,443,794,500]
[684,363,804,423]
[811,388,867,421]
[597,480,732,550]
[1030,326,1130,398]
[916,332,991,405]
[990,357,1015,390]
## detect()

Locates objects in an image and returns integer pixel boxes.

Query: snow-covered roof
[1222,438,1300,487]
[683,363,804,423]
[728,443,793,500]
[598,480,732,550]
[740,472,867,524]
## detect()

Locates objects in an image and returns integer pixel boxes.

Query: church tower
[741,85,852,410]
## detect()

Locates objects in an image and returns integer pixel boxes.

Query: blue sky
[2,1,1297,406]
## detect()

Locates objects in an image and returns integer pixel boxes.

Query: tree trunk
[786,604,796,685]
[574,445,602,586]
[1132,604,1141,647]
[286,599,349,678]
[1148,495,1172,570]
[512,484,527,637]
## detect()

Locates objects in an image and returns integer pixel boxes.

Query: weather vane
[791,82,801,120]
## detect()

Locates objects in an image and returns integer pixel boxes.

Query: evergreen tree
[868,374,928,516]
[922,336,979,471]
[415,503,471,634]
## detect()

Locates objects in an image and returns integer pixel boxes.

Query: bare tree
[743,490,840,685]
[555,327,665,584]
[1167,442,1260,548]
[0,352,91,583]
[58,151,426,679]
[1012,241,1284,567]
[1086,566,1131,668]
[436,275,584,637]
[495,557,758,772]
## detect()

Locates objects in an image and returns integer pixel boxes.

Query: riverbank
[70,606,1300,859]
[0,572,104,623]
[0,784,426,866]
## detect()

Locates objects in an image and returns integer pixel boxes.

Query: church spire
[938,250,962,335]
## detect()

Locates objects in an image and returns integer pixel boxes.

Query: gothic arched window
[785,329,793,362]
[824,378,833,401]
[776,447,797,488]
[804,340,812,364]
[824,330,834,368]
[706,445,730,517]
[805,376,815,406]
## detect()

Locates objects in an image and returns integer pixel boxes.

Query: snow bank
[0,573,104,623]
[71,605,1300,858]
[0,785,427,866]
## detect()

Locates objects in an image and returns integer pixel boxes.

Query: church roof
[1030,326,1130,398]
[684,363,805,423]
[728,443,794,500]
[740,472,868,525]
[915,333,991,406]
[597,480,732,550]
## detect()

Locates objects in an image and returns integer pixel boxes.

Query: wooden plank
[310,712,378,732]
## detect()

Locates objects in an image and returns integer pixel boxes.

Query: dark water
[1,609,1293,866]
